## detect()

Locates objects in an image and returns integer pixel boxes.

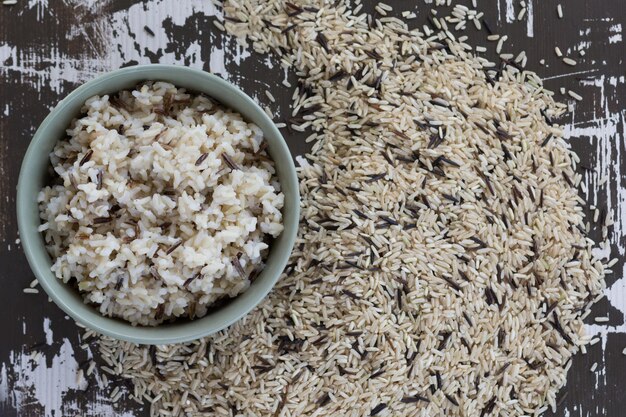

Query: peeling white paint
[608,24,622,44]
[102,0,219,70]
[0,339,136,417]
[526,0,534,37]
[560,58,626,416]
[504,0,515,23]
[543,69,601,81]
[231,42,252,66]
[43,318,53,345]
[0,0,222,94]
[210,44,228,78]
[0,364,8,404]
[496,0,502,23]
[571,76,626,258]
[586,264,626,337]
[69,0,99,10]
[5,339,87,417]
[26,0,50,22]
[0,44,17,66]
[575,40,592,52]
[583,17,613,23]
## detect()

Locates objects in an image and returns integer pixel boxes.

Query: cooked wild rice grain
[92,1,607,416]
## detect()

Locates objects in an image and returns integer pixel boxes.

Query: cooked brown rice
[38,82,284,325]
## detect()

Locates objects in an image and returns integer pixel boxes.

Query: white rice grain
[568,90,583,101]
[563,57,577,66]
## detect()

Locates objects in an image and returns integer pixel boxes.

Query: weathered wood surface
[0,0,624,416]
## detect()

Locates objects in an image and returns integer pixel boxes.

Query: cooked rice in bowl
[37,81,285,326]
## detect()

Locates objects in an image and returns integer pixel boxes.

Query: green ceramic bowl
[17,65,300,345]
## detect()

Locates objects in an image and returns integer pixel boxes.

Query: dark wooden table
[0,0,624,416]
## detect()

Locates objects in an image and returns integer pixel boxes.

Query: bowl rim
[16,64,300,345]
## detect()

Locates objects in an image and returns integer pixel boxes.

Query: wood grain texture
[0,0,624,416]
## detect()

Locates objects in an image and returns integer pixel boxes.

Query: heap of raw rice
[91,1,607,416]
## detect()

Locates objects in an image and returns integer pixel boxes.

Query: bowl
[16,64,300,345]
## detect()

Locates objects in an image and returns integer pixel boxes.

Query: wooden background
[0,0,624,416]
